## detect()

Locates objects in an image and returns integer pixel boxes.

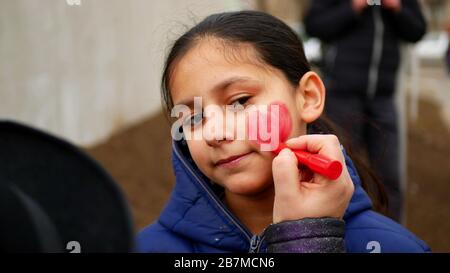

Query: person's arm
[384,0,427,42]
[304,0,360,42]
[265,217,346,253]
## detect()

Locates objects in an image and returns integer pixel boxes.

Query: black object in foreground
[0,121,134,253]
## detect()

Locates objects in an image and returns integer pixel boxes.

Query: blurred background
[1,0,449,251]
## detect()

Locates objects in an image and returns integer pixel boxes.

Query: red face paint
[247,101,342,180]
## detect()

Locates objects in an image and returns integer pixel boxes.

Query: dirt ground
[86,98,450,252]
[405,99,450,252]
[87,113,175,231]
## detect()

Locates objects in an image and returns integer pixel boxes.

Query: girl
[137,10,429,253]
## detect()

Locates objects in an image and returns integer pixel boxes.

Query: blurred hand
[271,135,354,223]
[352,0,369,14]
[382,0,402,13]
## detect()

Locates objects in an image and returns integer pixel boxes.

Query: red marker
[247,101,342,180]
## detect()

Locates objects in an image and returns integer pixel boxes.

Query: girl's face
[170,38,324,196]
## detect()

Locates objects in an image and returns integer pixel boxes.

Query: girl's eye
[183,112,203,128]
[230,96,250,108]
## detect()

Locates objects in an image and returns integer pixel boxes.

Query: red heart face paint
[246,101,343,180]
[247,101,292,151]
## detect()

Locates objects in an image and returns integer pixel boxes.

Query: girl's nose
[203,107,235,147]
[206,136,233,147]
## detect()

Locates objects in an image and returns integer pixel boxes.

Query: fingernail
[279,148,291,156]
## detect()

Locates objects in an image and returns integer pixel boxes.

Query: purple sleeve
[264,217,346,253]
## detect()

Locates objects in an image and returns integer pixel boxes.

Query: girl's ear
[295,71,326,123]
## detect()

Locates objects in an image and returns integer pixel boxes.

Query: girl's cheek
[230,110,248,141]
[186,141,206,164]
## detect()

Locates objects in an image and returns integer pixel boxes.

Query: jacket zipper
[249,234,266,253]
[367,6,384,99]
[173,143,254,243]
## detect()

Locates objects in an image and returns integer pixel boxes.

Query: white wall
[0,0,252,146]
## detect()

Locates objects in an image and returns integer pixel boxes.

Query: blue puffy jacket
[137,140,430,253]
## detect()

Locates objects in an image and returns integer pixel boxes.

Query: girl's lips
[215,152,253,168]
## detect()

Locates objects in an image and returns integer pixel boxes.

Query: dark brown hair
[160,10,388,215]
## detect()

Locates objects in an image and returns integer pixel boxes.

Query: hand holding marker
[247,101,343,180]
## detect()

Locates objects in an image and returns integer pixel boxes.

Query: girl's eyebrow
[175,76,260,107]
[211,76,256,93]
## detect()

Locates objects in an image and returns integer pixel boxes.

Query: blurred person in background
[305,0,426,222]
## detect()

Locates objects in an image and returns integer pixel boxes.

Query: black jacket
[305,0,426,98]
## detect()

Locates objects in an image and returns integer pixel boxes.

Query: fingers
[272,148,301,199]
[272,137,355,222]
[285,134,344,162]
